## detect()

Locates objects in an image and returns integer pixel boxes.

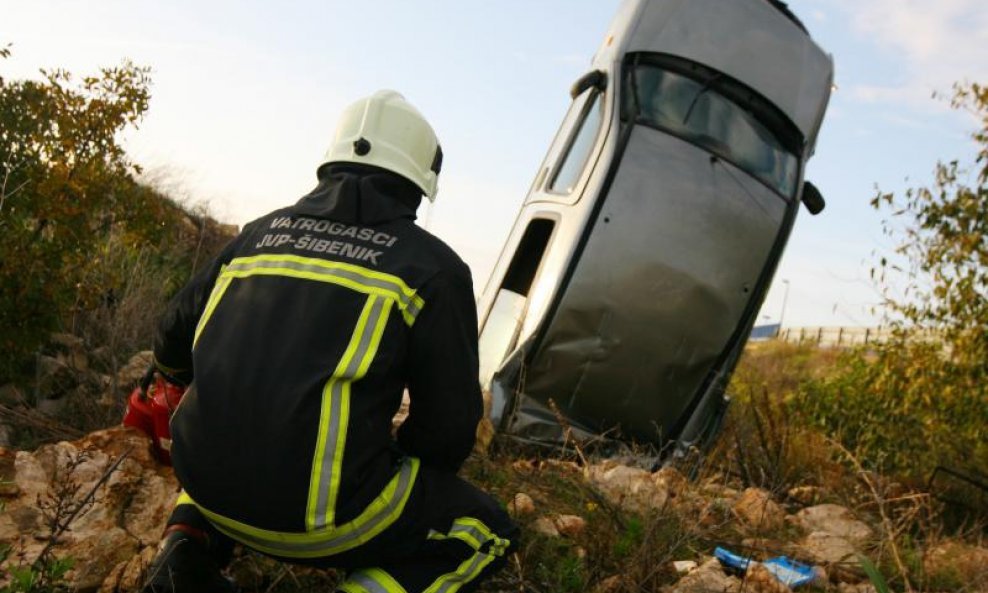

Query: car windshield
[630,64,800,198]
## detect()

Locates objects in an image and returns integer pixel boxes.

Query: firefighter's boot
[142,530,237,593]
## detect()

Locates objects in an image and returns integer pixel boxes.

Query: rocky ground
[1,425,986,593]
[0,427,178,592]
[1,347,986,593]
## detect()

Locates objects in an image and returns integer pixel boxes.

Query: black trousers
[169,463,519,593]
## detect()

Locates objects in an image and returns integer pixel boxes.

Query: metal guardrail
[777,326,894,347]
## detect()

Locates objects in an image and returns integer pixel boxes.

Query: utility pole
[779,279,791,329]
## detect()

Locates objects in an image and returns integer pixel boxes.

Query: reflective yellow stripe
[427,525,482,551]
[193,273,233,346]
[307,295,393,530]
[192,255,424,348]
[181,457,419,559]
[339,582,369,593]
[451,517,511,555]
[426,517,511,555]
[336,581,368,593]
[223,254,423,325]
[424,552,497,593]
[306,299,373,529]
[345,569,407,593]
[423,517,511,593]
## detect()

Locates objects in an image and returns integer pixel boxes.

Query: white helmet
[322,90,443,201]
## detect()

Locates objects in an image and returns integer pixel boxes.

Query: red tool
[122,365,185,465]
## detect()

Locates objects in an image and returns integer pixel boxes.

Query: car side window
[548,91,604,194]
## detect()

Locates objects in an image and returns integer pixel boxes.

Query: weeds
[712,340,988,590]
[468,445,719,593]
[861,555,892,593]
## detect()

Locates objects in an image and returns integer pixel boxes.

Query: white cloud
[847,83,946,112]
[833,0,988,107]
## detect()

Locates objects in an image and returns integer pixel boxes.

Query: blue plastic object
[714,547,817,588]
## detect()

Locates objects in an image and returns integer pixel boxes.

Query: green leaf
[858,555,891,593]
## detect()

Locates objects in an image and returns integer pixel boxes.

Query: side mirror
[801,181,825,215]
[570,70,607,99]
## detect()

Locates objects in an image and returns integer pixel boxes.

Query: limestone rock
[700,480,741,500]
[698,497,735,529]
[50,333,88,372]
[532,516,560,538]
[36,354,77,399]
[829,563,867,585]
[837,584,877,593]
[0,447,20,497]
[733,488,785,532]
[740,538,793,556]
[391,390,410,435]
[668,557,740,593]
[594,575,624,593]
[65,527,140,591]
[511,459,537,473]
[474,417,494,456]
[471,390,497,456]
[798,531,858,565]
[654,466,688,498]
[587,463,668,513]
[553,514,586,537]
[508,492,536,517]
[541,459,582,474]
[794,504,873,543]
[745,563,791,593]
[0,426,178,592]
[99,546,156,593]
[787,485,824,506]
[115,351,154,392]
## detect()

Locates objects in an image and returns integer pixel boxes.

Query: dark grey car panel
[515,127,786,443]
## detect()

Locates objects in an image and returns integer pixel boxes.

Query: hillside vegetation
[0,48,235,393]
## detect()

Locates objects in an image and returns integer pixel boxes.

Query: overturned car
[477,0,833,454]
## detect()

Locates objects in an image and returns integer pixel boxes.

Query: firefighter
[143,90,518,593]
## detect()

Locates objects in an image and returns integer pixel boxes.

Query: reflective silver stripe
[223,257,422,323]
[311,295,388,528]
[351,573,395,593]
[311,377,345,528]
[206,457,418,557]
[427,523,487,550]
[405,297,422,320]
[431,551,494,593]
[447,523,487,550]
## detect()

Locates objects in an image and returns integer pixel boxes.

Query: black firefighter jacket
[153,166,483,554]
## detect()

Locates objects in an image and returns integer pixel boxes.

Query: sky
[2,0,987,328]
